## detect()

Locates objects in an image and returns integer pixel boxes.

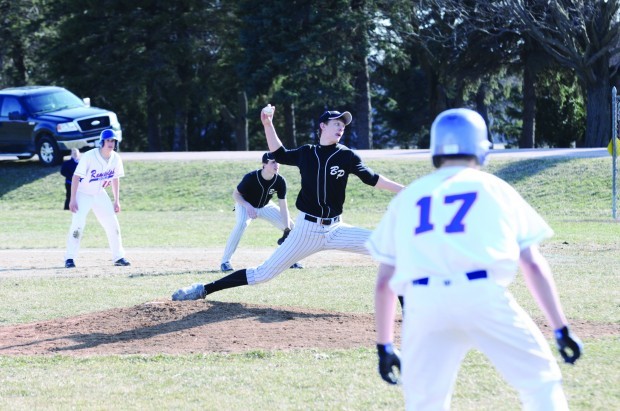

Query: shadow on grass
[491,157,573,185]
[0,300,344,353]
[0,161,59,197]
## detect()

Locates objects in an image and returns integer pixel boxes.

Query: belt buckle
[319,218,328,226]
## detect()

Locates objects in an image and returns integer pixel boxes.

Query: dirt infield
[0,298,614,357]
[0,248,617,357]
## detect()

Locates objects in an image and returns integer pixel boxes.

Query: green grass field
[0,156,619,410]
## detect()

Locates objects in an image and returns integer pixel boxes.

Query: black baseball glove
[277,228,291,245]
[377,343,401,385]
[555,326,583,364]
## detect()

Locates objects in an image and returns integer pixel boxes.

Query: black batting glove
[377,343,401,385]
[277,228,291,245]
[555,326,583,364]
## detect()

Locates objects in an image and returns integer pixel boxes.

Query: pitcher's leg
[246,214,322,284]
[327,222,371,255]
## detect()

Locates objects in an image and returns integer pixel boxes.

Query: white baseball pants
[246,213,370,284]
[65,190,125,261]
[221,201,292,264]
[401,276,567,411]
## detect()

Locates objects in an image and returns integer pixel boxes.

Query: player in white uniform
[367,108,582,410]
[64,129,130,268]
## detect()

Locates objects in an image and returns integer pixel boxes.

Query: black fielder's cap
[318,110,352,126]
[262,152,275,163]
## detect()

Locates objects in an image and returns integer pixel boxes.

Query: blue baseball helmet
[430,108,490,167]
[99,129,121,147]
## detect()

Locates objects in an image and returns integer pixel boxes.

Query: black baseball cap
[262,152,275,163]
[318,110,352,126]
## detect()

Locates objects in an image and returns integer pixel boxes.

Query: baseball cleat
[290,262,304,269]
[65,259,76,268]
[114,258,131,266]
[220,262,233,272]
[172,283,207,301]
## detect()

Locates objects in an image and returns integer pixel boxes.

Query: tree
[0,0,49,87]
[506,0,620,147]
[44,0,228,152]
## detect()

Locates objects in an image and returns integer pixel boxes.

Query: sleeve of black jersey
[350,151,380,186]
[276,175,287,199]
[272,145,305,166]
[236,172,253,194]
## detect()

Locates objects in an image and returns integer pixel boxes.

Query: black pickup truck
[0,86,122,165]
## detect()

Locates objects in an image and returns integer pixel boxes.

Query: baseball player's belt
[412,270,487,286]
[304,214,341,225]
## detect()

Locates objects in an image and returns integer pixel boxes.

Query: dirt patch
[0,247,372,279]
[0,247,616,357]
[0,301,386,356]
[0,300,615,357]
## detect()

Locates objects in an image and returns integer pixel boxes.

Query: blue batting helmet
[430,108,490,167]
[99,129,121,147]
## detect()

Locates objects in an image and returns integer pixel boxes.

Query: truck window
[0,97,25,117]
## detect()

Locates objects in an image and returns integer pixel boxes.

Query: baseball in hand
[263,105,274,115]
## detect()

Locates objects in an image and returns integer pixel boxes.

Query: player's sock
[205,269,248,294]
[398,295,404,310]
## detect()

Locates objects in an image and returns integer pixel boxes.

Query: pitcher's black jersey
[272,144,379,218]
[237,170,287,208]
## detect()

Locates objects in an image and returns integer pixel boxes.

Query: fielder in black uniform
[220,152,302,272]
[172,106,403,301]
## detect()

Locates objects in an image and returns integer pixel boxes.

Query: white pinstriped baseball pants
[245,213,370,284]
[221,201,293,264]
[64,190,125,261]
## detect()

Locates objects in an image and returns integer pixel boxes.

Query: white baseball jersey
[367,165,566,410]
[74,148,125,195]
[367,165,553,293]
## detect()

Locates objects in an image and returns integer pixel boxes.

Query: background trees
[0,0,617,151]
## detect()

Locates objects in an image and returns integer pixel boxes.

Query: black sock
[205,269,248,295]
[398,295,404,311]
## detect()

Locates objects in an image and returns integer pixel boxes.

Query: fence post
[613,87,618,219]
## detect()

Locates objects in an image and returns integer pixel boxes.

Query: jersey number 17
[414,192,477,235]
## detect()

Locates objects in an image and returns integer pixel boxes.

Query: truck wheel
[37,136,62,166]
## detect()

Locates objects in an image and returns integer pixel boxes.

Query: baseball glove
[277,228,291,245]
[555,326,583,364]
[377,343,401,385]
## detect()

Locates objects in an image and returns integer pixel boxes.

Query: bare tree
[506,0,620,147]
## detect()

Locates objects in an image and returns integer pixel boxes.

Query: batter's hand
[277,228,291,245]
[69,199,78,213]
[555,326,583,364]
[377,343,401,384]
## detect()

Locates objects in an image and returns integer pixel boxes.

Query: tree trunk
[172,108,187,151]
[146,81,161,152]
[584,64,611,147]
[520,50,536,148]
[283,102,297,147]
[11,41,27,85]
[353,54,372,149]
[475,83,492,145]
[236,91,249,151]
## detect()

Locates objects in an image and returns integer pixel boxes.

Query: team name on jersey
[89,169,115,183]
[330,166,345,178]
